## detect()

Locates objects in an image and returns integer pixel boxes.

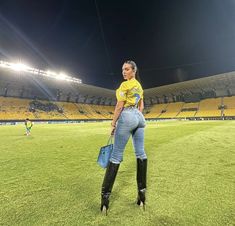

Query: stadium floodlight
[11,63,29,72]
[0,61,8,68]
[46,70,57,76]
[0,59,82,84]
[56,72,68,80]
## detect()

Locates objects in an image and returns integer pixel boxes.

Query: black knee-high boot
[136,158,147,209]
[101,161,120,214]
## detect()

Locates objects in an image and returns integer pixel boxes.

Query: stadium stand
[176,102,199,118]
[223,96,235,117]
[195,98,222,117]
[0,96,33,120]
[143,71,235,119]
[0,65,116,120]
[144,103,168,119]
[0,96,114,120]
[158,102,184,118]
[1,65,235,121]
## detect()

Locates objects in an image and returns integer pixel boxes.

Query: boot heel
[137,189,146,210]
[101,205,108,215]
[100,193,110,215]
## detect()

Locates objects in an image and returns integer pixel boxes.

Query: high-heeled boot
[136,158,147,210]
[100,161,120,215]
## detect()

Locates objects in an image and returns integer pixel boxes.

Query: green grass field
[0,120,234,226]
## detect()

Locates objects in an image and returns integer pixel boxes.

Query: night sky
[1,0,235,89]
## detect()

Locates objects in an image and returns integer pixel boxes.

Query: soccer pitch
[0,121,234,226]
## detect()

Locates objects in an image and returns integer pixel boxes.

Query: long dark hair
[124,60,142,83]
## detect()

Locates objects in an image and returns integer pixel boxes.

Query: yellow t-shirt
[116,78,143,107]
[25,121,33,128]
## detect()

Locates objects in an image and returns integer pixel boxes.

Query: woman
[100,60,147,214]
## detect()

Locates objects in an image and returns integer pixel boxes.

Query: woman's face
[122,63,135,80]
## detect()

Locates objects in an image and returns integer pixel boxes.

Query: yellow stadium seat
[195,98,222,117]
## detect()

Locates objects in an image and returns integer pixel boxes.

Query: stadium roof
[144,72,235,98]
[74,83,115,98]
[1,64,235,102]
[0,68,115,99]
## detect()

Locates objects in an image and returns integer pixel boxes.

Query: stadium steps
[175,106,182,117]
[193,102,200,117]
[223,96,235,116]
[157,103,169,118]
[159,102,184,118]
[195,98,222,117]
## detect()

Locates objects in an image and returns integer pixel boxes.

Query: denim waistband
[123,106,138,111]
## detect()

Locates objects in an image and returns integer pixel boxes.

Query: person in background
[25,118,33,136]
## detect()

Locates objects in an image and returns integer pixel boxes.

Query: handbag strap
[107,136,113,145]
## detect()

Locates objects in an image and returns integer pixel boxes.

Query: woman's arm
[111,101,125,126]
[138,98,144,113]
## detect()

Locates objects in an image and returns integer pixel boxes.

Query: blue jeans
[110,108,147,164]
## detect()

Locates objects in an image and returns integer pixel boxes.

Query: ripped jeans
[110,107,147,164]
